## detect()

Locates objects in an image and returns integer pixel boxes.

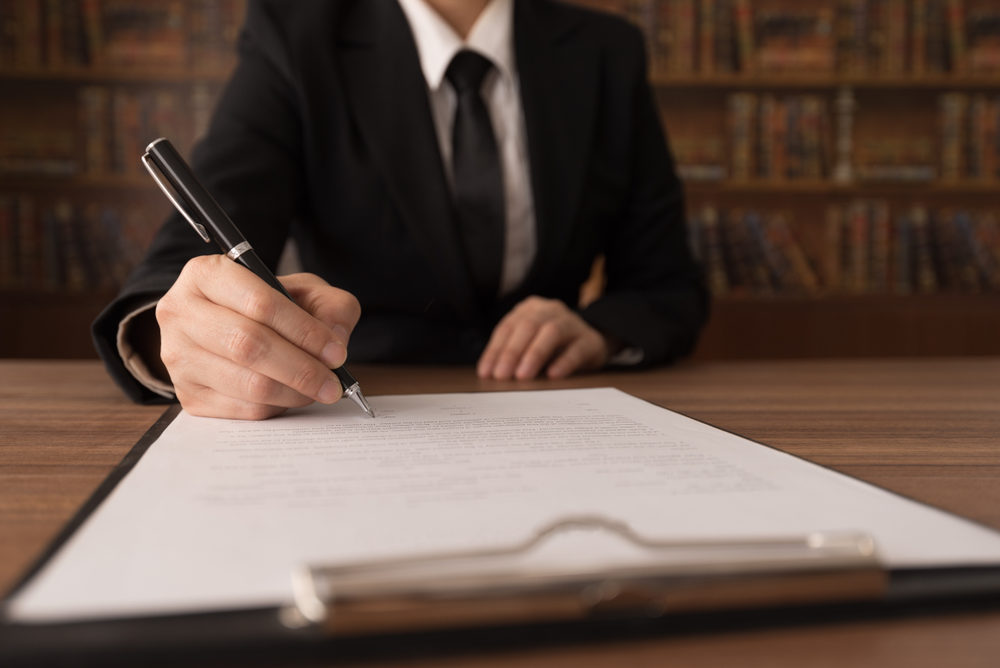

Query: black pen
[141,137,374,418]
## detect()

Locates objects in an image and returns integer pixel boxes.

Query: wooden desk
[2,358,1000,667]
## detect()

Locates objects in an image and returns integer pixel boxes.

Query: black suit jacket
[93,0,708,403]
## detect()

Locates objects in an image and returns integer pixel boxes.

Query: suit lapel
[514,0,598,290]
[337,0,477,318]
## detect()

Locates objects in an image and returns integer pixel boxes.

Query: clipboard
[3,394,1000,665]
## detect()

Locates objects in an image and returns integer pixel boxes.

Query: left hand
[477,296,612,380]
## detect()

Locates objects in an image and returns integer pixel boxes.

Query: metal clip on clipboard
[284,515,888,635]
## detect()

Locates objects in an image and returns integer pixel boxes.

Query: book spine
[989,96,1000,180]
[40,203,61,289]
[967,5,1000,72]
[61,0,85,67]
[0,196,14,288]
[767,214,820,292]
[849,0,868,73]
[728,92,757,181]
[15,0,44,67]
[940,92,968,181]
[56,200,86,290]
[845,200,870,293]
[972,213,1000,290]
[742,209,779,292]
[910,205,939,292]
[868,200,891,293]
[733,0,754,73]
[890,0,909,73]
[892,210,913,294]
[929,210,963,290]
[867,0,886,74]
[675,0,696,73]
[968,94,986,179]
[79,85,109,175]
[700,205,730,295]
[947,0,966,72]
[699,0,715,73]
[80,0,102,66]
[913,0,928,75]
[951,210,985,291]
[16,196,39,288]
[714,0,735,72]
[802,96,825,179]
[43,0,63,67]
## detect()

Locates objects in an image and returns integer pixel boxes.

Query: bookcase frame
[2,0,999,360]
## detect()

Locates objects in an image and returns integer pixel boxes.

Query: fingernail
[318,377,341,404]
[321,341,347,368]
[331,324,350,346]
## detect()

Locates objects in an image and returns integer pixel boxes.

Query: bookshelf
[2,0,999,360]
[0,0,245,358]
[571,0,1000,359]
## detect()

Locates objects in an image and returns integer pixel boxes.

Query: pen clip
[141,150,212,244]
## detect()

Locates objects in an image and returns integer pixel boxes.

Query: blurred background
[1,0,998,360]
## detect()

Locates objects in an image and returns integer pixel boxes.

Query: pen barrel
[146,139,247,254]
[237,248,293,300]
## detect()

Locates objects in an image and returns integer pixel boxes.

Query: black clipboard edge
[1,404,181,604]
[1,571,1000,668]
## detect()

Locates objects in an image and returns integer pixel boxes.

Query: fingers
[477,297,611,381]
[185,259,351,369]
[168,294,344,403]
[156,255,363,420]
[171,344,312,420]
[282,273,362,347]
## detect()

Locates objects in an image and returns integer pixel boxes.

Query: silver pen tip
[343,383,375,418]
[358,392,375,419]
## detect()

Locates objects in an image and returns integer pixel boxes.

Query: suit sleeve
[92,0,305,403]
[579,24,709,366]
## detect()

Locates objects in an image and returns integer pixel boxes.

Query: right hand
[156,255,361,420]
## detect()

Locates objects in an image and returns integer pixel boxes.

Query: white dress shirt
[396,0,537,296]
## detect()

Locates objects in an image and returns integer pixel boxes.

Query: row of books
[0,0,244,70]
[672,92,833,182]
[80,84,215,176]
[940,92,1000,181]
[572,0,1000,75]
[688,206,821,295]
[852,92,1000,182]
[728,92,830,181]
[0,84,215,178]
[673,91,1000,183]
[0,195,154,292]
[687,202,1000,296]
[825,201,1000,294]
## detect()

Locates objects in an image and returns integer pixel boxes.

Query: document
[7,388,1000,623]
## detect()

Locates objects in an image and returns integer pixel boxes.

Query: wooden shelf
[683,180,1000,196]
[4,290,999,361]
[0,290,118,359]
[653,73,1000,90]
[695,293,1000,359]
[0,173,158,191]
[0,65,235,85]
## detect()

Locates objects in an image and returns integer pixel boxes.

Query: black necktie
[445,50,505,305]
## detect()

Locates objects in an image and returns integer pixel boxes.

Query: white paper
[8,388,1000,622]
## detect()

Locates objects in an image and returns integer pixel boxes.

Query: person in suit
[92,0,708,419]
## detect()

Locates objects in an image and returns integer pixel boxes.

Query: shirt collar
[396,0,515,91]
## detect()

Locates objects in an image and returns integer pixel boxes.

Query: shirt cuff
[609,346,645,366]
[116,301,176,400]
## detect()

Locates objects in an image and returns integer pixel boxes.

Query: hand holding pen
[142,138,374,420]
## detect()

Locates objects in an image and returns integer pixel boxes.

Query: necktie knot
[445,50,494,95]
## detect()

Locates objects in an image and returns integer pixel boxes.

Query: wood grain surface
[2,358,999,667]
